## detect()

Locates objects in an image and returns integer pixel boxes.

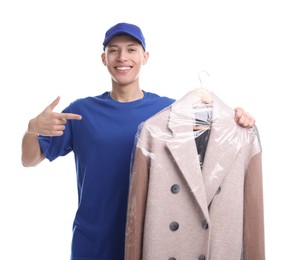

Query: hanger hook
[198,70,210,88]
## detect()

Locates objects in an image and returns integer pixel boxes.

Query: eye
[128,48,137,53]
[109,48,119,53]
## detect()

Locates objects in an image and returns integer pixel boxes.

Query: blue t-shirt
[39,91,175,260]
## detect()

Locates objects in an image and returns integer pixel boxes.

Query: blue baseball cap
[102,22,146,51]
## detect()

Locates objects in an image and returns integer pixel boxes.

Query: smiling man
[21,22,256,260]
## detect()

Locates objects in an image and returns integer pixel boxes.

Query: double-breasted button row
[171,184,220,196]
[169,183,207,260]
[170,184,180,232]
[169,219,208,231]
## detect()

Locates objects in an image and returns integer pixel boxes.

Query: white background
[1,0,295,259]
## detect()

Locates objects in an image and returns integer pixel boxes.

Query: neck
[110,88,144,102]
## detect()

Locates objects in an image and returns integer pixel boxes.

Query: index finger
[58,112,82,120]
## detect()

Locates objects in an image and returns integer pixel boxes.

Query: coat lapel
[166,89,242,215]
[166,89,211,220]
[201,93,242,205]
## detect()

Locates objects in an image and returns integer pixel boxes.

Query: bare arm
[21,96,82,167]
[21,128,45,167]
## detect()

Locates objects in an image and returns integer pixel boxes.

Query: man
[21,22,256,259]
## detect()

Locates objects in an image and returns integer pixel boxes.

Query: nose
[117,50,128,62]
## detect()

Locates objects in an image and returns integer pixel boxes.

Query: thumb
[47,96,61,112]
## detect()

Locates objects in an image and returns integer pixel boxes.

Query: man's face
[101,35,149,86]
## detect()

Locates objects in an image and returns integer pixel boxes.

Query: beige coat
[125,89,265,260]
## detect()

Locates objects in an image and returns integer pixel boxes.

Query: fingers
[54,113,82,128]
[60,113,83,121]
[44,113,81,136]
[239,114,250,127]
[244,116,256,128]
[50,123,67,136]
[234,107,256,128]
[32,97,82,137]
[49,113,82,135]
[46,96,82,121]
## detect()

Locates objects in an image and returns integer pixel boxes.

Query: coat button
[169,221,179,231]
[201,219,208,229]
[216,186,221,194]
[198,255,206,260]
[171,184,180,194]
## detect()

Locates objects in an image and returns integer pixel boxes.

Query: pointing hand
[28,96,82,136]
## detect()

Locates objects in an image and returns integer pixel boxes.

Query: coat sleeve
[125,137,150,260]
[243,152,265,259]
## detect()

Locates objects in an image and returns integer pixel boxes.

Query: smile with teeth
[116,66,131,71]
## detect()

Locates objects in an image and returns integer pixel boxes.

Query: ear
[101,52,107,66]
[142,51,149,65]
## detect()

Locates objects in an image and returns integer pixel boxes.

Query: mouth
[115,66,132,71]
